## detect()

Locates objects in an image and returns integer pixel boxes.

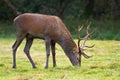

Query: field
[0,38,120,80]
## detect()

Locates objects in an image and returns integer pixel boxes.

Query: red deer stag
[12,13,94,69]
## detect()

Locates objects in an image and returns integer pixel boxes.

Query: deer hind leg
[12,33,26,68]
[45,37,51,69]
[51,40,56,67]
[24,36,36,68]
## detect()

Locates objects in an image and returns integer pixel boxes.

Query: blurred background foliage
[0,0,120,40]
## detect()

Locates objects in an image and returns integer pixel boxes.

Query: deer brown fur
[12,13,94,69]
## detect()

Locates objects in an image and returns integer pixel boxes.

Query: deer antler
[78,21,95,58]
[81,21,95,49]
[77,25,83,50]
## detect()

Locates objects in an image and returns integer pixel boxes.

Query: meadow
[0,38,120,80]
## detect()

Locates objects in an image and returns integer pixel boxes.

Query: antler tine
[84,27,96,49]
[86,21,91,35]
[81,52,92,59]
[78,25,83,48]
[85,44,95,48]
[89,28,96,37]
[78,25,83,39]
[86,22,97,38]
[81,22,93,48]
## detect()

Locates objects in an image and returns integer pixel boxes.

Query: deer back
[14,13,63,40]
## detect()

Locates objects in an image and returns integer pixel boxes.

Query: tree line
[0,0,120,20]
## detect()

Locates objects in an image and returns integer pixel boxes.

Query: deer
[12,13,95,69]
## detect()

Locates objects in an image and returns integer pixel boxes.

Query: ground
[0,38,120,80]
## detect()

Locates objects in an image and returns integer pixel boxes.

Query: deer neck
[57,34,77,55]
[57,34,79,66]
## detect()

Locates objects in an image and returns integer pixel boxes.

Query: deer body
[12,13,80,68]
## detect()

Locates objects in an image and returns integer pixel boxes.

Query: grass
[0,38,120,80]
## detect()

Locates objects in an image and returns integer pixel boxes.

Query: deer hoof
[12,66,16,69]
[33,66,37,69]
[45,66,48,69]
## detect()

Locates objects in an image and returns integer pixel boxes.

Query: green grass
[0,38,120,80]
